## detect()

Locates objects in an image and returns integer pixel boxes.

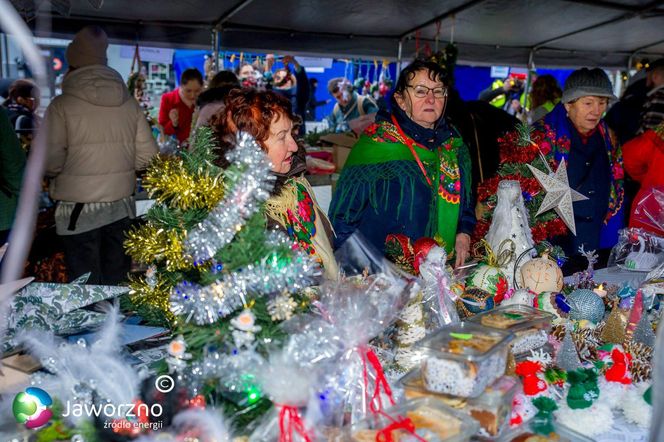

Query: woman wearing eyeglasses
[329,59,475,267]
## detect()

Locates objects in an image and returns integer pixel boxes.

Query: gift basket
[632,186,664,237]
[609,186,664,272]
[608,227,664,272]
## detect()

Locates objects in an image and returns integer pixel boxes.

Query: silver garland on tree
[170,236,319,325]
[173,132,321,325]
[183,132,275,263]
[185,349,265,399]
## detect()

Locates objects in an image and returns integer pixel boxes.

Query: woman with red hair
[213,89,338,279]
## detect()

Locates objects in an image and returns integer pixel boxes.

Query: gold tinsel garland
[143,156,224,210]
[128,273,175,323]
[125,224,192,271]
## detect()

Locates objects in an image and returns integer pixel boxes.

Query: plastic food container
[497,420,594,442]
[348,397,479,442]
[414,322,514,398]
[400,372,519,438]
[469,305,554,355]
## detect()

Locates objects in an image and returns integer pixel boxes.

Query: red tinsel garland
[531,218,568,243]
[475,126,572,244]
[477,175,541,202]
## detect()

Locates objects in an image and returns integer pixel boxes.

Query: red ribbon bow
[360,347,426,442]
[278,405,312,442]
[361,347,396,414]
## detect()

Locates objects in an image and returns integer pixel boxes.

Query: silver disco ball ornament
[567,289,605,324]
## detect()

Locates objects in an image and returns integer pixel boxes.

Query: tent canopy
[15,0,664,68]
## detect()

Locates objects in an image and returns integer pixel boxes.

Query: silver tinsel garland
[171,231,321,325]
[185,349,265,399]
[174,132,321,325]
[183,132,275,263]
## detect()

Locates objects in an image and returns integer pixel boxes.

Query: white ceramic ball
[518,257,563,294]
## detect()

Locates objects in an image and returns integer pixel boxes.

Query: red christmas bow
[278,405,312,442]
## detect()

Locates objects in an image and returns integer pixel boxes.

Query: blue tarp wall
[173,50,574,121]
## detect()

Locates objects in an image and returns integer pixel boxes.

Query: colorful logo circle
[13,387,53,429]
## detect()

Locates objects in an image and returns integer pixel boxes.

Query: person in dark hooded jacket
[272,55,309,135]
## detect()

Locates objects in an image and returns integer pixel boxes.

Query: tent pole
[212,29,220,72]
[0,34,4,79]
[614,70,623,98]
[523,49,536,116]
[627,52,635,80]
[397,39,403,77]
[214,0,255,27]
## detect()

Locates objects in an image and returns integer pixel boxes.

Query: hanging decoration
[526,160,588,236]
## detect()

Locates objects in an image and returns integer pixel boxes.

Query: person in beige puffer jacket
[44,25,158,284]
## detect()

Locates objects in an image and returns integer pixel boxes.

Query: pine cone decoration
[593,321,606,339]
[624,341,653,382]
[551,324,566,341]
[571,327,601,361]
[631,361,652,382]
[624,341,653,363]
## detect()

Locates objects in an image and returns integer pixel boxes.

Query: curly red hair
[211,89,298,166]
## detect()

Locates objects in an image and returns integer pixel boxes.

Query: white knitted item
[422,350,507,397]
[395,298,426,371]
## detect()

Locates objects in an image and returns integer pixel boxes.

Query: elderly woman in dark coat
[329,60,475,267]
[537,68,625,259]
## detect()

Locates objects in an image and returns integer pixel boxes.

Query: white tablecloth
[564,266,649,288]
[594,415,647,441]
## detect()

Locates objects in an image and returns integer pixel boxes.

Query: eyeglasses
[407,85,448,99]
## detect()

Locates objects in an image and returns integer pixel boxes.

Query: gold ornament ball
[518,256,563,294]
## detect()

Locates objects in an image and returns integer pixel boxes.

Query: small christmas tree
[124,128,320,427]
[632,313,656,347]
[475,122,572,243]
[556,326,583,371]
[600,305,626,345]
